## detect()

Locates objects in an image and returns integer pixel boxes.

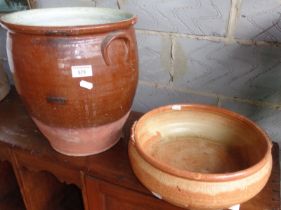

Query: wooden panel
[14,150,82,187]
[85,177,185,210]
[16,166,65,210]
[0,161,25,210]
[15,166,84,210]
[0,161,18,197]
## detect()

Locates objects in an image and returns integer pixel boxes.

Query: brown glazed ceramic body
[129,104,272,210]
[0,8,138,156]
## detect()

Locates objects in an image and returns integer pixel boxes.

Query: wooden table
[0,89,280,210]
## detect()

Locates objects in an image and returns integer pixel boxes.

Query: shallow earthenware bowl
[129,104,272,210]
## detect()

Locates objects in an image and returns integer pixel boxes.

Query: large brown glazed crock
[129,104,272,210]
[0,8,138,156]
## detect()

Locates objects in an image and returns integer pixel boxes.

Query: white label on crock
[229,204,240,210]
[172,105,182,111]
[151,192,162,200]
[80,80,93,90]
[71,65,93,78]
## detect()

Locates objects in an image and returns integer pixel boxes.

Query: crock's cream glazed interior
[1,7,134,27]
[135,105,270,176]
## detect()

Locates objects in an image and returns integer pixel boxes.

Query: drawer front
[85,176,184,210]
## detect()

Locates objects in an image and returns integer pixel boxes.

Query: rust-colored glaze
[129,104,273,210]
[0,8,138,156]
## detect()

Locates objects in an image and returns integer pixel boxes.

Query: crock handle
[101,31,132,66]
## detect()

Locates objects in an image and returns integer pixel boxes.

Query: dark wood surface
[0,161,25,210]
[0,89,280,210]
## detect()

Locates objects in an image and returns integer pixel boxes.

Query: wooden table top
[0,88,280,210]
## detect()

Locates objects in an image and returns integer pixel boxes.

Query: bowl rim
[132,104,272,182]
[0,7,137,35]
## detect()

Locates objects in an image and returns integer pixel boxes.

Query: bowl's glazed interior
[134,105,270,178]
[1,7,134,27]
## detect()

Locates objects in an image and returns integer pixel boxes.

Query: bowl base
[145,136,248,174]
